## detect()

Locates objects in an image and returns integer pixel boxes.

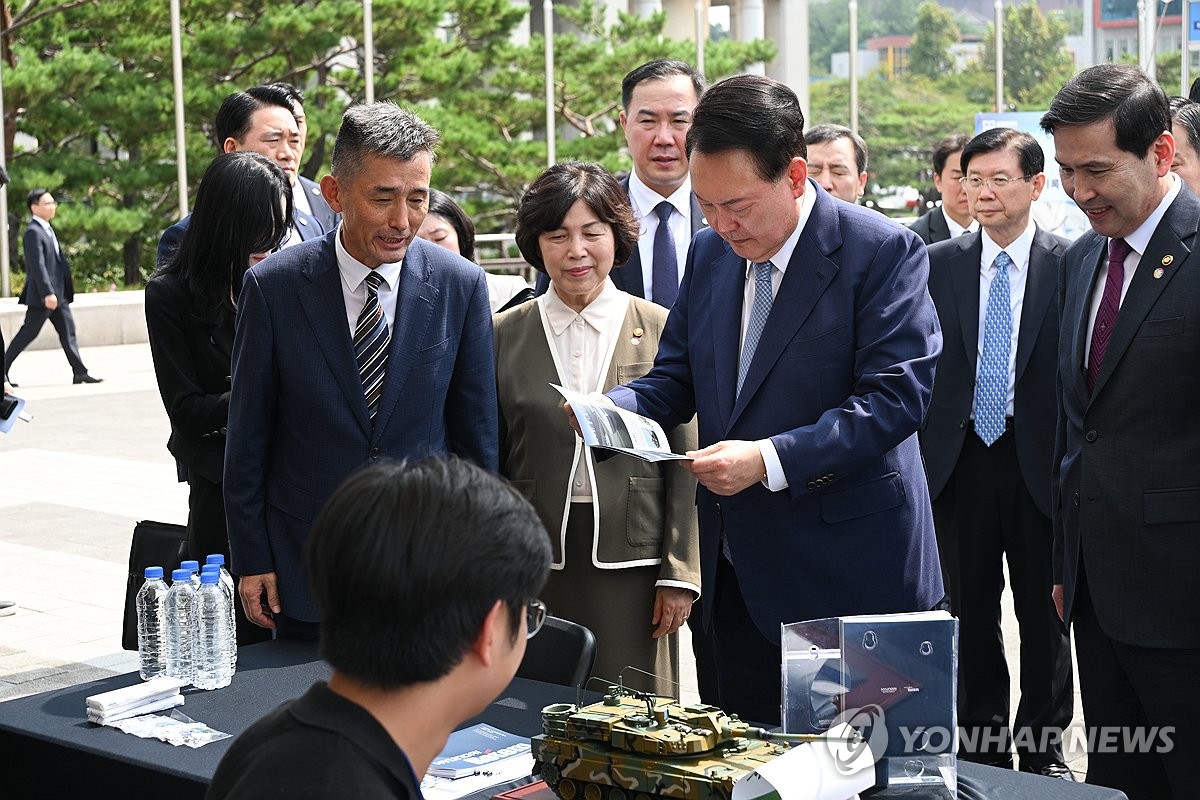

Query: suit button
[714,502,722,515]
[807,481,817,490]
[959,420,967,430]
[1084,430,1098,443]
[369,447,381,460]
[1073,492,1080,507]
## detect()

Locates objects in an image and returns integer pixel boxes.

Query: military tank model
[531,687,861,800]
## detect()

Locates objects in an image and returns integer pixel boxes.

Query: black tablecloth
[0,640,1126,800]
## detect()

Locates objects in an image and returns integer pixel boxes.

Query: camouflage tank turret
[531,687,858,800]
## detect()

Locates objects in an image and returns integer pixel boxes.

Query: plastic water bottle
[204,556,238,671]
[180,560,202,588]
[192,571,235,690]
[165,568,197,684]
[135,566,169,681]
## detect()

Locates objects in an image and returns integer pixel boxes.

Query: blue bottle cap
[171,568,192,582]
[200,564,219,573]
[181,560,200,572]
[144,566,164,579]
[200,571,220,585]
[205,554,226,566]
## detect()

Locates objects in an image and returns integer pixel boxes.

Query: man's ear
[789,157,809,197]
[321,175,343,213]
[470,600,509,669]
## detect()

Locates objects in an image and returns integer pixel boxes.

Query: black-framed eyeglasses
[526,598,547,639]
[958,175,1034,190]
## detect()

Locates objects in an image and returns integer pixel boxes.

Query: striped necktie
[737,260,774,396]
[975,251,1012,445]
[355,271,390,421]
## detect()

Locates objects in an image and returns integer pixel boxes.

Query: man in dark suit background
[4,189,100,385]
[1041,64,1200,800]
[266,81,339,234]
[804,123,869,204]
[157,85,336,264]
[921,128,1073,779]
[224,102,498,641]
[590,75,944,725]
[910,134,975,244]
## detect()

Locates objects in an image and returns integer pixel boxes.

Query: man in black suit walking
[910,134,975,244]
[1041,63,1200,800]
[920,128,1073,779]
[5,189,100,385]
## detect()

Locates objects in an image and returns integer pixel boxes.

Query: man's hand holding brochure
[554,384,691,463]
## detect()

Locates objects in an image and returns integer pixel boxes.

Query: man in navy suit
[5,189,101,385]
[264,81,339,234]
[921,128,1074,778]
[157,86,336,264]
[597,75,944,724]
[910,134,976,245]
[224,103,498,640]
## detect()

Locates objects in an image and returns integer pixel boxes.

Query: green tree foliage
[908,2,960,80]
[4,0,768,286]
[979,0,1073,108]
[808,0,923,75]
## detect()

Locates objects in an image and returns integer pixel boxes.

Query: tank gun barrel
[720,724,863,746]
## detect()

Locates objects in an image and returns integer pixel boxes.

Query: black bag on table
[121,520,188,651]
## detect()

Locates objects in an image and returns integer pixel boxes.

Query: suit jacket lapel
[728,184,839,431]
[931,208,951,242]
[1015,228,1056,385]
[612,176,645,298]
[709,244,743,430]
[947,233,982,381]
[1091,193,1196,398]
[297,238,373,436]
[1069,235,1106,407]
[371,245,438,436]
[294,208,321,242]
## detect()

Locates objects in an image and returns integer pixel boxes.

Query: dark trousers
[711,553,783,726]
[187,473,270,647]
[1073,571,1200,800]
[932,426,1073,768]
[688,612,720,705]
[5,304,88,377]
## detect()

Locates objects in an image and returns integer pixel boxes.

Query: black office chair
[517,615,596,689]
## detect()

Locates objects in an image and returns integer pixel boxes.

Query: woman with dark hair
[417,188,532,312]
[494,161,699,695]
[146,151,292,644]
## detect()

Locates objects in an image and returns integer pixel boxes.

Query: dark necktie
[737,261,774,396]
[355,271,390,420]
[651,201,678,308]
[975,252,1012,445]
[1087,237,1131,393]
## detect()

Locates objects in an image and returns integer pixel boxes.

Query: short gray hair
[331,102,441,178]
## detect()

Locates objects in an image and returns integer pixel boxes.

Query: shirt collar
[335,222,403,294]
[743,179,816,278]
[980,218,1036,272]
[944,210,978,238]
[541,278,625,336]
[1123,172,1181,257]
[627,170,691,220]
[31,216,53,232]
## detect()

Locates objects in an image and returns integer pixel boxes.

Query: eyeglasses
[958,175,1034,190]
[526,598,547,639]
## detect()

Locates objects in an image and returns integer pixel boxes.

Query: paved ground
[0,340,1089,776]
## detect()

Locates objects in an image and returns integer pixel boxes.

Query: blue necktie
[651,201,678,308]
[355,271,390,421]
[975,251,1012,446]
[737,260,773,396]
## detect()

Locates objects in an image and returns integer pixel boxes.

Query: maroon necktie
[1087,237,1131,393]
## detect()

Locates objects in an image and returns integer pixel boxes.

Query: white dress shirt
[976,220,1036,418]
[741,183,818,493]
[1084,173,1181,367]
[540,280,628,501]
[944,209,979,239]
[627,171,692,303]
[334,223,403,336]
[32,216,59,253]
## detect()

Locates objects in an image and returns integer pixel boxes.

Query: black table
[0,641,1126,800]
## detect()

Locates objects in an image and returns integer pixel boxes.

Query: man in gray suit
[5,189,100,385]
[921,128,1073,779]
[1041,63,1200,799]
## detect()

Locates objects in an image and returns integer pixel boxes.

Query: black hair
[932,134,972,176]
[621,59,705,111]
[26,188,50,212]
[306,457,551,691]
[1170,97,1200,158]
[804,123,869,173]
[157,152,292,314]
[331,102,440,180]
[214,86,296,152]
[1040,63,1169,158]
[685,75,806,183]
[515,161,639,273]
[960,127,1044,177]
[426,188,477,263]
[264,81,304,106]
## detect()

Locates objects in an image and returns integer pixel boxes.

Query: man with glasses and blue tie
[209,457,551,800]
[579,75,944,725]
[920,127,1074,780]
